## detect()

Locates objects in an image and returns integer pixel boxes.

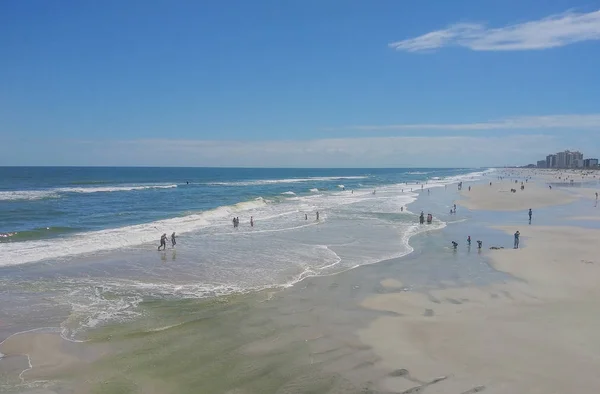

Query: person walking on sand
[514,231,520,249]
[316,211,320,221]
[528,209,532,222]
[250,216,254,227]
[171,232,176,247]
[158,233,167,251]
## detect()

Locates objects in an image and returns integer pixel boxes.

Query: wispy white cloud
[327,114,600,131]
[389,9,600,52]
[0,135,563,168]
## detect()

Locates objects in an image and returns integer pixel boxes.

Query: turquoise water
[0,167,489,339]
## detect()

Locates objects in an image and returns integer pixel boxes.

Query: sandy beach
[3,169,600,393]
[359,169,600,393]
[458,179,576,211]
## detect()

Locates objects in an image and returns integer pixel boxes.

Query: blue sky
[1,0,599,167]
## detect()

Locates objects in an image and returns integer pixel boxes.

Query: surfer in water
[158,233,167,251]
[171,232,176,247]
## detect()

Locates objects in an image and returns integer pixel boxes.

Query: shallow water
[3,171,547,393]
[0,168,492,343]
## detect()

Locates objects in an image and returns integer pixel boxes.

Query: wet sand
[359,173,600,393]
[4,172,600,393]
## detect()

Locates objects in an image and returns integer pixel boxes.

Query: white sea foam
[1,169,489,269]
[309,188,319,192]
[57,184,177,193]
[0,184,178,202]
[406,171,430,175]
[206,176,367,186]
[0,197,268,267]
[281,191,296,195]
[0,190,59,201]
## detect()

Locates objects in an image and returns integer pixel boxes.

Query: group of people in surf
[233,216,255,228]
[158,232,176,251]
[419,211,433,224]
[451,236,483,250]
[450,209,531,251]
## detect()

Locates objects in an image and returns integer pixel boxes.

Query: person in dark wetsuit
[419,211,425,224]
[452,241,458,249]
[158,233,167,251]
[528,209,532,222]
[171,232,176,247]
[250,216,254,227]
[477,240,483,249]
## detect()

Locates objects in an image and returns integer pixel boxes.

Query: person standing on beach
[467,236,471,246]
[477,240,482,249]
[305,213,308,220]
[514,231,520,249]
[316,211,319,221]
[419,211,425,224]
[171,232,176,247]
[528,209,532,222]
[250,216,254,227]
[158,233,167,251]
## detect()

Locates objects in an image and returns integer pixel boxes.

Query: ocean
[0,167,489,341]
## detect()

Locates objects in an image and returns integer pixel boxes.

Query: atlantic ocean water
[0,167,489,341]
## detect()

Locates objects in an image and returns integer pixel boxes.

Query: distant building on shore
[584,158,599,168]
[538,150,591,169]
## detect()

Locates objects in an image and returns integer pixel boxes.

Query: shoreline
[0,173,476,392]
[358,168,600,393]
[10,168,594,392]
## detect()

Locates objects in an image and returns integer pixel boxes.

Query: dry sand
[358,222,600,393]
[458,180,576,211]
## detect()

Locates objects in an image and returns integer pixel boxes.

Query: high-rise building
[546,154,557,168]
[584,158,599,168]
[537,160,547,168]
[556,151,568,168]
